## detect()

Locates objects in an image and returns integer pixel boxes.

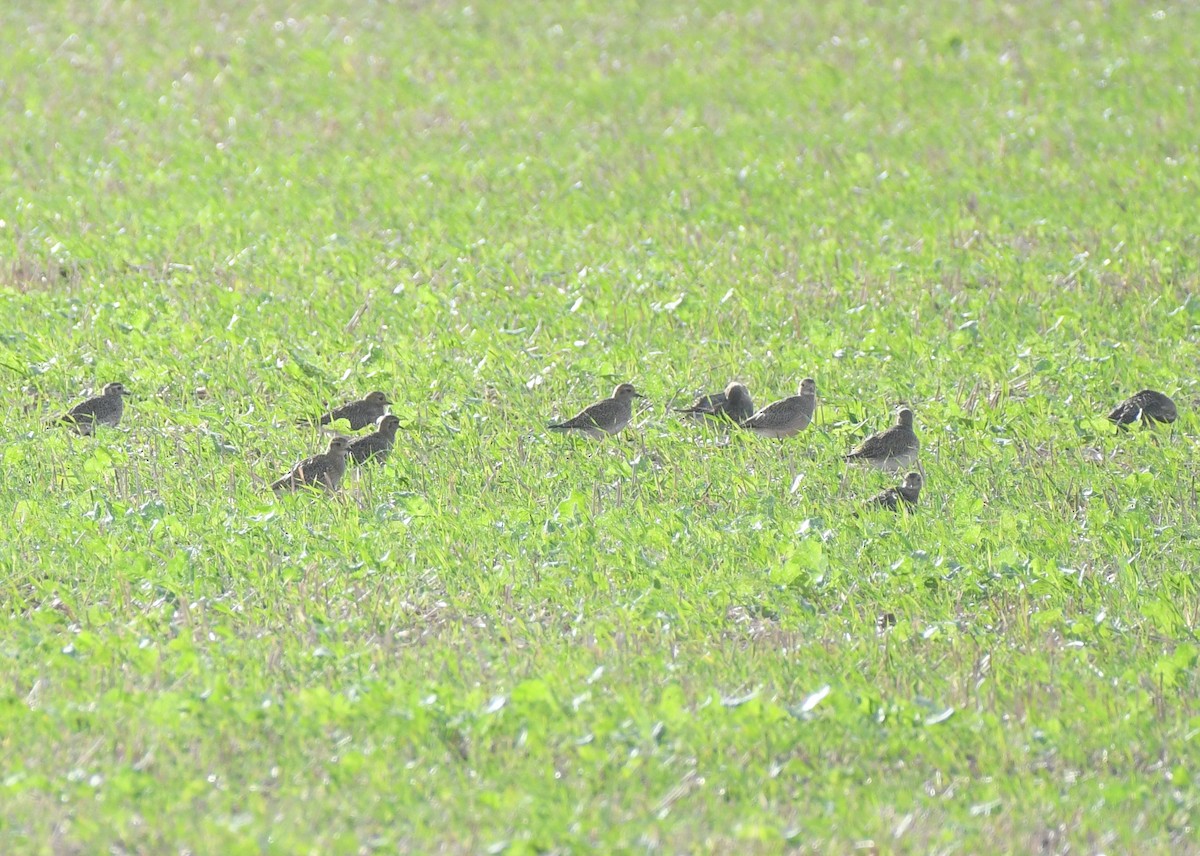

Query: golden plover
[845,406,920,472]
[348,414,402,466]
[305,391,391,431]
[271,436,352,492]
[1107,389,1178,427]
[740,378,817,439]
[547,382,645,439]
[50,382,131,435]
[863,471,923,512]
[675,381,755,424]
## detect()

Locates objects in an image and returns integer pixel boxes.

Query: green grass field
[3,1,1199,852]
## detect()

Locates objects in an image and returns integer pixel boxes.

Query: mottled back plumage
[1107,389,1177,426]
[271,436,352,492]
[548,382,645,439]
[348,414,402,465]
[51,382,131,435]
[675,381,755,424]
[307,391,391,431]
[845,407,919,472]
[863,471,924,512]
[740,378,817,439]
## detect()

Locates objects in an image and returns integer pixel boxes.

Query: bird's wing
[1107,402,1133,423]
[868,488,899,509]
[556,401,608,429]
[742,397,789,426]
[351,436,380,457]
[675,393,721,414]
[66,398,101,419]
[271,466,301,489]
[847,431,890,458]
[293,454,324,479]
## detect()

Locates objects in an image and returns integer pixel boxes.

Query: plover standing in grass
[862,471,924,512]
[740,378,817,439]
[304,391,391,431]
[1107,389,1178,427]
[348,414,401,466]
[50,382,131,435]
[674,381,755,424]
[271,436,352,492]
[845,407,920,472]
[547,383,645,439]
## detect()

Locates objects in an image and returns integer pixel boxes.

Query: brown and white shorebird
[303,391,391,431]
[674,381,755,424]
[547,382,645,439]
[740,378,817,439]
[271,436,352,492]
[348,414,401,466]
[1107,389,1178,427]
[862,471,923,513]
[845,406,920,472]
[50,382,131,435]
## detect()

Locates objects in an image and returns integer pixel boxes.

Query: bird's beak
[633,392,647,399]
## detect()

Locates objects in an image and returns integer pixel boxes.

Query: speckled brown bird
[271,436,352,492]
[50,382,131,435]
[863,471,923,512]
[305,391,391,431]
[1107,389,1178,427]
[348,414,401,466]
[845,407,920,472]
[548,383,645,439]
[674,381,755,424]
[740,378,817,439]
